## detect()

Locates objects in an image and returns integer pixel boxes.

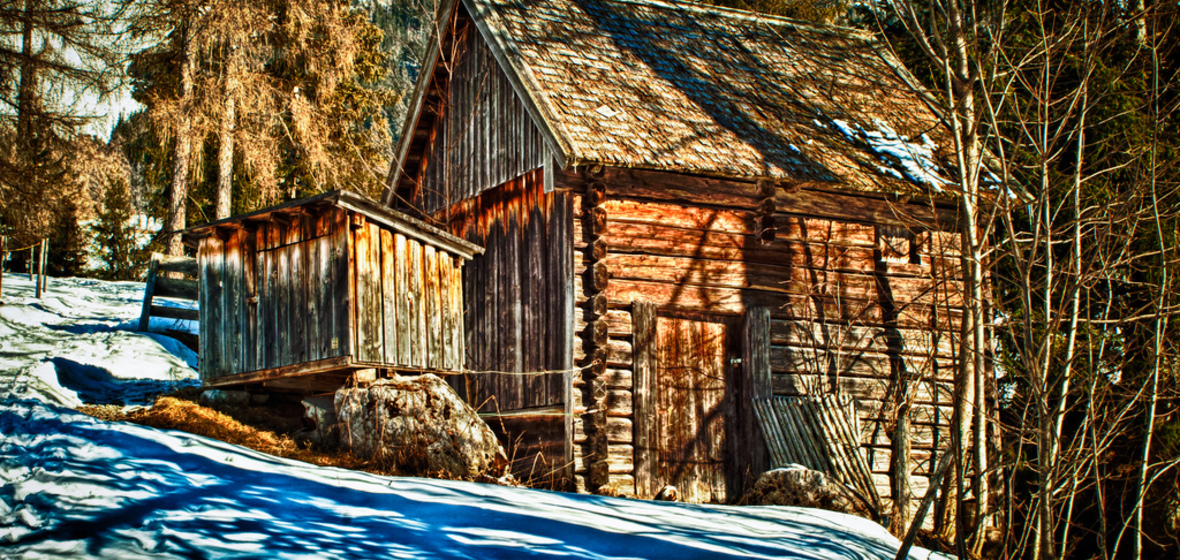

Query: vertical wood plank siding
[417,26,547,215]
[443,170,573,413]
[198,204,468,381]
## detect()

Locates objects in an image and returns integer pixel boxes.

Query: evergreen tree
[47,198,87,277]
[0,0,133,247]
[91,179,145,281]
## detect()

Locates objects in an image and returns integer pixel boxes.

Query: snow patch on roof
[831,118,953,191]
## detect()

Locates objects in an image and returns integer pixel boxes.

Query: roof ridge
[591,0,877,39]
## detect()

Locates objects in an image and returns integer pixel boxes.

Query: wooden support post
[0,235,5,301]
[742,306,772,489]
[35,240,44,298]
[632,300,657,499]
[28,246,33,281]
[139,257,161,332]
[40,239,48,294]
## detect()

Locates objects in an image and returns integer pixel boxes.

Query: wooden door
[654,313,736,503]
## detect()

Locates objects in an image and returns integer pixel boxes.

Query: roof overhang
[183,190,483,260]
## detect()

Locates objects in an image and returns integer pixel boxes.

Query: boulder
[742,466,873,519]
[335,374,508,478]
[301,395,339,447]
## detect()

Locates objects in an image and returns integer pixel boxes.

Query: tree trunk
[167,35,195,256]
[17,0,36,144]
[890,400,913,535]
[216,45,237,220]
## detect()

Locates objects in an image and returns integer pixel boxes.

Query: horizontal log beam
[154,277,199,301]
[150,304,200,322]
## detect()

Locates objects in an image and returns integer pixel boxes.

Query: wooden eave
[181,190,484,260]
[382,0,573,208]
[381,0,457,207]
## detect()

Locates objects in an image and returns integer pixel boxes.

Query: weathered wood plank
[770,320,958,359]
[149,304,199,322]
[394,233,411,365]
[200,236,225,378]
[316,232,335,358]
[333,207,351,358]
[408,237,425,367]
[441,254,456,371]
[772,372,955,404]
[356,223,384,363]
[276,241,292,367]
[290,237,308,365]
[423,245,441,370]
[566,167,958,230]
[154,253,199,276]
[742,306,772,480]
[203,355,353,388]
[381,229,398,365]
[303,234,320,363]
[242,227,258,371]
[504,217,522,406]
[153,277,199,301]
[603,199,753,234]
[258,241,272,370]
[223,230,244,374]
[769,345,958,381]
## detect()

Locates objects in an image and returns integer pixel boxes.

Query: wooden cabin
[183,190,482,393]
[384,0,985,506]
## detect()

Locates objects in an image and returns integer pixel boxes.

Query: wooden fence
[0,236,49,300]
[138,252,200,332]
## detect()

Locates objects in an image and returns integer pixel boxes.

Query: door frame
[632,302,771,500]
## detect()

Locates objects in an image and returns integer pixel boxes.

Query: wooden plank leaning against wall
[560,166,966,503]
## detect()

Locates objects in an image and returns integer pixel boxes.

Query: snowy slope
[0,273,947,559]
[0,273,198,407]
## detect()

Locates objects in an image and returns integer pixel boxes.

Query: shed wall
[565,167,967,504]
[435,170,575,486]
[198,206,467,383]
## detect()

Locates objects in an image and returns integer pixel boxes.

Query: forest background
[0,0,1177,559]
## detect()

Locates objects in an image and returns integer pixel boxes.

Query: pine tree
[47,197,87,277]
[0,0,132,246]
[91,179,145,281]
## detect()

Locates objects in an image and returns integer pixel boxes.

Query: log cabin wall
[413,16,549,216]
[197,201,469,386]
[562,167,966,505]
[438,170,575,486]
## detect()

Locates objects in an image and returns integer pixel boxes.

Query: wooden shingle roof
[398,0,962,197]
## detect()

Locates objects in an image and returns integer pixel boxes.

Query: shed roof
[182,190,483,259]
[394,0,966,197]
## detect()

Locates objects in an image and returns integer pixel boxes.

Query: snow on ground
[0,273,948,559]
[0,273,198,408]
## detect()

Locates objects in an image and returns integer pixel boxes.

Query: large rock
[335,375,508,478]
[301,395,339,447]
[742,466,874,519]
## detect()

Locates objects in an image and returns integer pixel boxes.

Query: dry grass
[78,393,520,487]
[80,396,375,474]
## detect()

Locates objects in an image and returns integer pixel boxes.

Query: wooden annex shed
[184,190,482,393]
[385,0,985,506]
